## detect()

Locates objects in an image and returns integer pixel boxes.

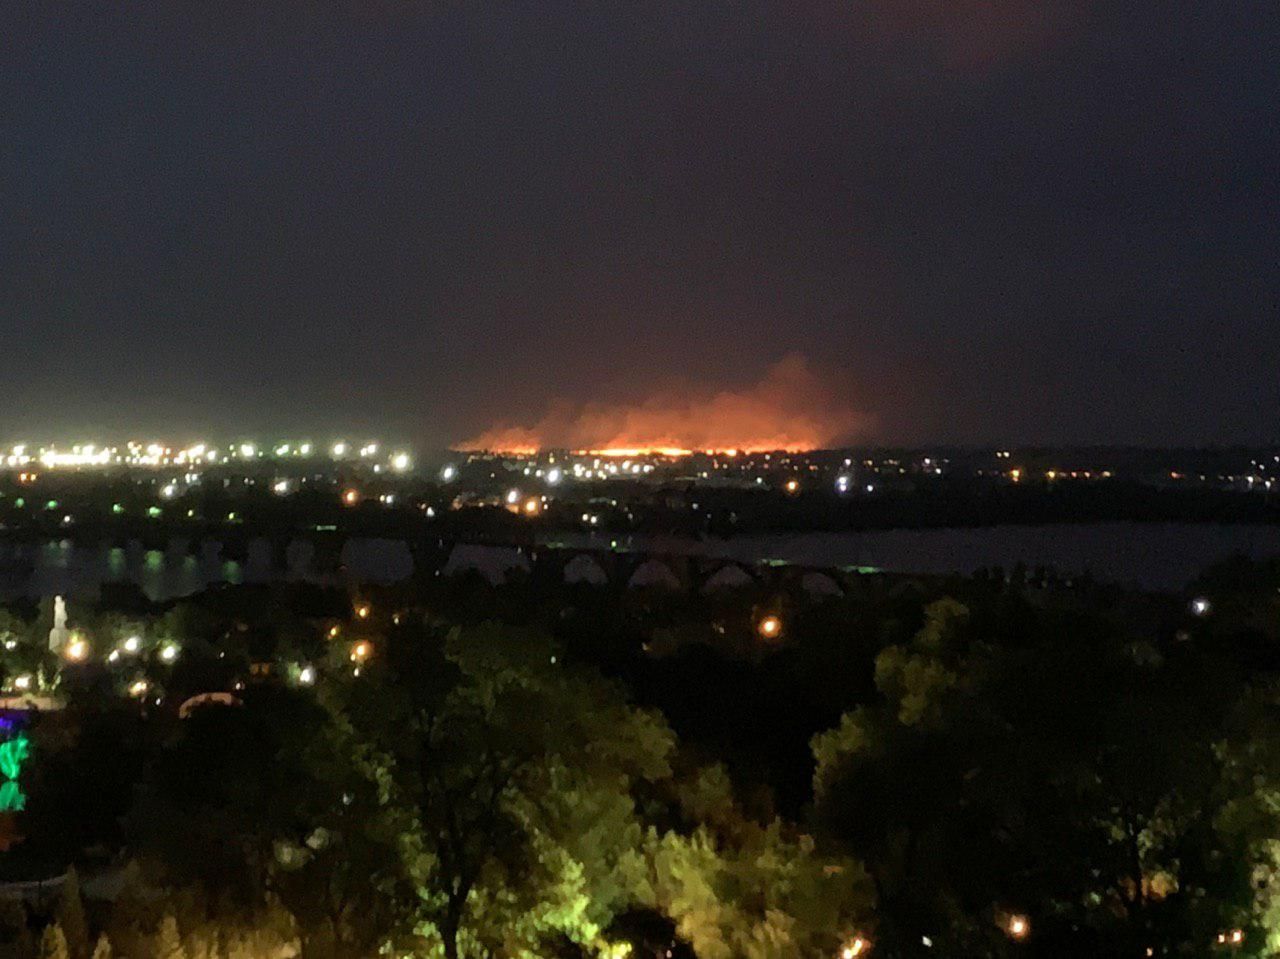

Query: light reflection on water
[0,537,413,601]
[2,524,1278,599]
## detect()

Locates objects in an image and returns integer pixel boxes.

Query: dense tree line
[0,559,1278,957]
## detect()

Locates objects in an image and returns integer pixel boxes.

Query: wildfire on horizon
[457,355,868,456]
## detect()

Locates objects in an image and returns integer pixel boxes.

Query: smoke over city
[458,354,869,454]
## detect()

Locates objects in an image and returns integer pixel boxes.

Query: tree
[331,621,675,959]
[127,684,400,959]
[153,915,186,959]
[617,765,873,959]
[813,597,1270,957]
[39,924,70,959]
[58,867,90,959]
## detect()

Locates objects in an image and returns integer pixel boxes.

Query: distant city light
[123,636,141,654]
[758,615,783,641]
[391,452,411,472]
[298,665,316,686]
[1005,915,1030,941]
[159,643,180,663]
[546,467,562,485]
[1190,596,1212,617]
[342,489,360,506]
[332,442,348,457]
[441,464,458,482]
[64,636,90,662]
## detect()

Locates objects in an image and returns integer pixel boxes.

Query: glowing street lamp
[122,635,141,654]
[1190,596,1212,617]
[64,635,90,662]
[1004,914,1030,941]
[298,665,316,686]
[355,603,371,620]
[342,489,360,506]
[159,643,180,663]
[757,615,783,641]
[350,641,373,664]
[391,452,411,472]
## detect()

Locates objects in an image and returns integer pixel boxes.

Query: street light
[64,636,90,662]
[1004,914,1030,941]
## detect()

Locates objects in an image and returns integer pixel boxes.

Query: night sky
[5,2,1278,449]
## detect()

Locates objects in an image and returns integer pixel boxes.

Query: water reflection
[0,537,413,601]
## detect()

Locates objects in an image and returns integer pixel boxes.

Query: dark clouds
[2,1,1276,446]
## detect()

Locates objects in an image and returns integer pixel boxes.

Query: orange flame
[458,354,868,455]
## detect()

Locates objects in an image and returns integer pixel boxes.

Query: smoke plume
[458,354,869,454]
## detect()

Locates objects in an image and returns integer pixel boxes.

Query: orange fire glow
[458,355,868,455]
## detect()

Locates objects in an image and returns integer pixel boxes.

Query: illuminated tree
[39,924,70,959]
[618,765,872,959]
[333,621,675,959]
[153,915,186,959]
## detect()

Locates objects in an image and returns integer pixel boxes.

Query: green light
[0,780,24,812]
[112,503,125,514]
[0,735,28,781]
[0,733,30,809]
[44,500,58,510]
[13,498,23,509]
[147,506,162,518]
[227,511,238,521]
